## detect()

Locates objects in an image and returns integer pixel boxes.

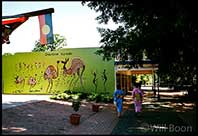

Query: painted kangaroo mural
[3,48,115,95]
[44,61,60,93]
[61,58,85,90]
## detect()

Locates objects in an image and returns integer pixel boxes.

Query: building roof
[2,8,54,45]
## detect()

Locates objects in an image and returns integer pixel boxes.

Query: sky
[2,1,118,54]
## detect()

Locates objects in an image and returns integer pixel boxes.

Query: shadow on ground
[2,100,94,135]
[111,94,197,135]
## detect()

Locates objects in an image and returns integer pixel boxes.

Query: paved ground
[112,105,196,135]
[2,95,119,135]
[2,94,197,135]
[2,95,51,109]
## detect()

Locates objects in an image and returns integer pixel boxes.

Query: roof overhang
[2,8,54,45]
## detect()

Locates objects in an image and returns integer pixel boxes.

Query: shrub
[71,94,80,100]
[95,94,102,103]
[62,93,71,100]
[104,95,113,103]
[72,98,81,112]
[50,93,71,100]
[78,92,89,99]
[50,95,57,100]
[87,93,98,101]
[64,90,73,95]
[50,91,113,103]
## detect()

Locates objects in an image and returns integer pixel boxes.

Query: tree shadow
[143,92,196,113]
[112,93,196,135]
[111,104,196,135]
[2,100,95,135]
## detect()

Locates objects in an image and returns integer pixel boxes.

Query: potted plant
[92,93,100,112]
[92,103,100,112]
[70,97,81,125]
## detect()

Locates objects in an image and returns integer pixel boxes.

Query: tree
[32,34,67,52]
[3,53,13,56]
[82,1,197,97]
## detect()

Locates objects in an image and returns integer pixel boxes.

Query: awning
[2,17,29,44]
[2,8,54,45]
[2,16,28,25]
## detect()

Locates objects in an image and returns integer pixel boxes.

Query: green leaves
[32,34,67,52]
[83,1,197,95]
[72,99,81,112]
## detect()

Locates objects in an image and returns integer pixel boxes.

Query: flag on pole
[38,13,54,45]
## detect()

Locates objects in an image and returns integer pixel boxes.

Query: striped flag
[38,13,54,45]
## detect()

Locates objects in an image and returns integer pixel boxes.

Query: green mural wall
[2,47,115,95]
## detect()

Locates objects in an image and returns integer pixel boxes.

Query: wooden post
[157,74,160,101]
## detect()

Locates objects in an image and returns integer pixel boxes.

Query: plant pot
[92,104,100,112]
[70,113,81,125]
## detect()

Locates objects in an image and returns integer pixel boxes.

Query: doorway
[116,69,156,94]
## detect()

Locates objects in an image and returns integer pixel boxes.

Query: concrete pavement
[2,94,51,109]
[2,94,196,135]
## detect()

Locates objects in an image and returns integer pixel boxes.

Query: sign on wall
[2,48,115,95]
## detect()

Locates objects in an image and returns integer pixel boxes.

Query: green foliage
[87,93,99,101]
[83,1,197,94]
[50,90,113,103]
[3,53,13,56]
[87,92,113,103]
[49,95,57,100]
[50,92,71,100]
[32,34,67,52]
[72,98,81,112]
[77,92,89,99]
[71,94,80,100]
[64,90,73,94]
[62,93,71,100]
[103,95,113,103]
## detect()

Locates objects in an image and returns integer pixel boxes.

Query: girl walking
[113,84,124,118]
[132,82,143,116]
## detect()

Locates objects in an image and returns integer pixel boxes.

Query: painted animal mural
[15,75,25,85]
[44,61,60,93]
[14,75,25,93]
[101,69,108,93]
[28,75,37,90]
[61,58,85,90]
[92,71,98,93]
[3,48,115,95]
